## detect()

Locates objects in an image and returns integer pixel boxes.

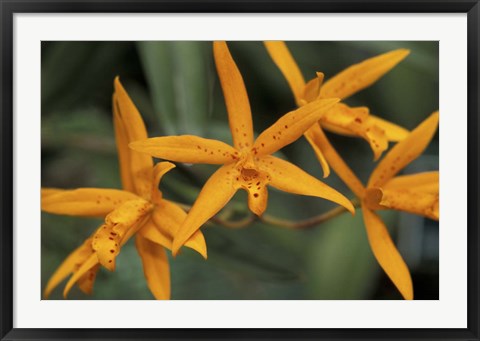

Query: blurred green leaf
[307,211,378,299]
[42,42,133,112]
[137,41,212,135]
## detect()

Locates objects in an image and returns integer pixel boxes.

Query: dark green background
[41,41,439,300]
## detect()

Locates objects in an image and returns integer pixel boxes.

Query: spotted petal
[252,98,340,157]
[42,188,139,217]
[367,115,409,142]
[368,111,439,188]
[130,135,239,165]
[92,199,153,271]
[321,104,388,160]
[77,264,100,295]
[362,206,413,300]
[258,155,354,214]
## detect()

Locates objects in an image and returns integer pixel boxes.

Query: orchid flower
[265,41,410,174]
[130,41,355,256]
[42,78,206,299]
[307,111,439,299]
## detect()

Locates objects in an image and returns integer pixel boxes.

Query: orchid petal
[114,78,153,198]
[135,235,170,300]
[151,161,175,202]
[139,200,207,258]
[42,188,139,217]
[264,41,306,105]
[130,135,239,165]
[63,254,98,298]
[303,72,324,103]
[304,124,366,198]
[43,238,94,298]
[258,155,354,214]
[321,49,410,100]
[113,93,135,192]
[253,98,340,157]
[365,188,439,220]
[321,104,388,160]
[384,171,439,194]
[172,163,238,256]
[368,111,439,188]
[304,132,331,178]
[362,206,413,300]
[77,264,100,295]
[92,199,153,271]
[231,161,270,216]
[367,115,410,141]
[214,41,254,150]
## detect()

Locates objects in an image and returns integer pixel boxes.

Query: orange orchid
[41,78,206,299]
[265,41,410,175]
[130,41,355,256]
[307,111,439,299]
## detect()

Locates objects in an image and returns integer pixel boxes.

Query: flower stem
[174,198,359,230]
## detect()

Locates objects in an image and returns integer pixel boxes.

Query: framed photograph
[1,0,479,340]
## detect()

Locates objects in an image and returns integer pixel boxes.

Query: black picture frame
[1,0,478,340]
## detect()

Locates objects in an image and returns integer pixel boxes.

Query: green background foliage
[41,41,439,300]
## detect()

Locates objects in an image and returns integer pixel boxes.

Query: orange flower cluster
[42,41,438,300]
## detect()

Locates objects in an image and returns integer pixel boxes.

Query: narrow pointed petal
[258,155,354,214]
[113,94,135,192]
[264,41,306,105]
[77,264,100,295]
[321,49,410,100]
[130,135,239,165]
[304,124,366,198]
[172,164,238,256]
[365,188,439,220]
[304,133,331,178]
[253,98,340,157]
[114,78,153,197]
[384,171,439,193]
[362,206,413,300]
[367,115,409,141]
[140,200,207,258]
[213,41,254,150]
[153,162,176,189]
[43,238,94,298]
[41,188,139,217]
[303,72,324,103]
[139,220,172,249]
[368,111,439,188]
[151,162,175,202]
[92,199,153,270]
[135,235,171,300]
[63,254,98,298]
